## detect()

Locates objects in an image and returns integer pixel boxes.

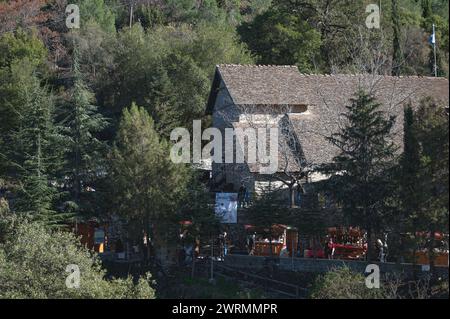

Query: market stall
[245,224,298,257]
[325,227,367,260]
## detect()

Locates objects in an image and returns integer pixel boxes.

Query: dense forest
[1,0,448,220]
[0,0,449,298]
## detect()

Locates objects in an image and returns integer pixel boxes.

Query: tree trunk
[289,185,296,208]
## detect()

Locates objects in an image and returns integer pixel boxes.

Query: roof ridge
[297,72,449,80]
[216,64,448,80]
[217,64,299,68]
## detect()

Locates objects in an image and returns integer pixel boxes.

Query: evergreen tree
[76,0,116,33]
[392,98,448,272]
[178,171,220,277]
[12,75,66,227]
[238,7,321,71]
[413,98,449,275]
[108,103,191,268]
[392,0,403,76]
[389,106,423,262]
[400,106,422,222]
[0,29,47,175]
[62,43,108,218]
[421,0,433,19]
[318,90,397,261]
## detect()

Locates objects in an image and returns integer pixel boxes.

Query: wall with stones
[223,255,449,278]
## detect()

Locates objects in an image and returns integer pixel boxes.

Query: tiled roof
[289,74,449,165]
[217,64,309,106]
[207,65,449,167]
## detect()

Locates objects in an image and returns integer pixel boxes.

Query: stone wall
[223,255,449,278]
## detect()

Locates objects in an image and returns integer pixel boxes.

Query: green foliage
[0,30,48,154]
[0,30,67,226]
[134,4,167,29]
[310,267,387,299]
[0,217,155,299]
[0,28,47,69]
[179,171,221,241]
[388,106,424,260]
[238,7,321,71]
[0,197,10,218]
[165,0,224,24]
[318,90,397,260]
[392,99,448,265]
[238,0,448,75]
[0,0,448,299]
[76,0,116,33]
[246,182,288,241]
[67,21,115,84]
[413,99,449,231]
[96,22,252,136]
[401,106,422,213]
[9,72,67,226]
[60,43,109,217]
[392,0,403,75]
[154,52,209,137]
[108,104,194,266]
[109,103,191,221]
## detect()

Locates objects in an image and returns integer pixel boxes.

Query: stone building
[205,64,449,205]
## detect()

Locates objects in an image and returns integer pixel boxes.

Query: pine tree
[0,29,47,175]
[12,75,66,227]
[62,44,108,218]
[109,103,191,268]
[318,90,397,261]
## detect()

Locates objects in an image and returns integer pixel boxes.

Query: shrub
[309,267,387,299]
[0,217,155,299]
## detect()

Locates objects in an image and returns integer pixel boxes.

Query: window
[290,105,307,113]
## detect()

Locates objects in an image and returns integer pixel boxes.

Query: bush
[0,217,155,299]
[309,267,387,299]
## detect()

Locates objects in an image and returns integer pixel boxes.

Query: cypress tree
[391,0,403,76]
[400,106,422,228]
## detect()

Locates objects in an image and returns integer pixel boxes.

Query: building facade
[206,64,449,205]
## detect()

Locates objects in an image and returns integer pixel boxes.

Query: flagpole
[433,24,437,77]
[379,0,382,31]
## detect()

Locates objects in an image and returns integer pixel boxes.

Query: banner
[215,193,238,224]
